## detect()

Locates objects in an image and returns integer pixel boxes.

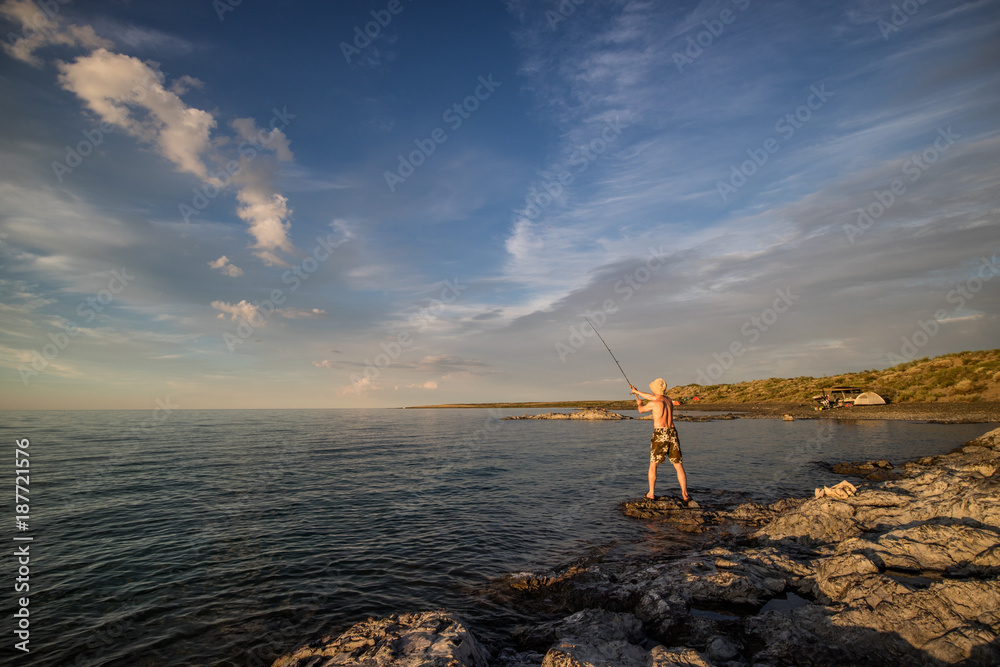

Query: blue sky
[1,0,999,409]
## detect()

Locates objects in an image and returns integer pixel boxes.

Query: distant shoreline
[404,401,1000,422]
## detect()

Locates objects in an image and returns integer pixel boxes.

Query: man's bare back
[648,393,672,428]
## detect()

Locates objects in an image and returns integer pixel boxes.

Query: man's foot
[644,492,656,500]
[682,493,691,502]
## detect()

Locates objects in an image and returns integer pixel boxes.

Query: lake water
[1,409,994,666]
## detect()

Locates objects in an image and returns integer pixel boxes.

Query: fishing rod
[584,316,636,396]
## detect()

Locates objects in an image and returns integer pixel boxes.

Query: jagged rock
[526,609,644,648]
[493,647,546,667]
[750,426,1000,664]
[832,577,1000,663]
[864,522,1000,574]
[538,610,649,667]
[540,638,650,667]
[269,611,489,667]
[534,609,715,667]
[649,646,714,666]
[743,605,849,666]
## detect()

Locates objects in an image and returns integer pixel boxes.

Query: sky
[1,0,999,410]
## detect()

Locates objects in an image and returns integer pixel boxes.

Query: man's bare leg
[646,461,658,499]
[672,461,690,501]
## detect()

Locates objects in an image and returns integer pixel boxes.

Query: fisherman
[631,379,689,502]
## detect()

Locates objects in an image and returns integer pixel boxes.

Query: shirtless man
[631,378,689,501]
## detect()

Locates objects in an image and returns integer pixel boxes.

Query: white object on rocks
[814,479,857,499]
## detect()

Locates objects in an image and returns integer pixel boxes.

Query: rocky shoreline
[502,407,743,422]
[499,402,1000,424]
[677,401,1000,423]
[270,427,1000,666]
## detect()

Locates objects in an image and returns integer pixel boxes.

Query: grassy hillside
[670,349,1000,404]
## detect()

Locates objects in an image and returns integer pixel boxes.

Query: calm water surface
[0,409,993,666]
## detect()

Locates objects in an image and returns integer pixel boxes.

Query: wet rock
[704,635,741,662]
[538,610,649,667]
[540,639,649,667]
[830,458,902,480]
[620,496,706,529]
[620,493,806,535]
[514,609,643,655]
[493,647,545,667]
[269,611,489,667]
[533,609,716,667]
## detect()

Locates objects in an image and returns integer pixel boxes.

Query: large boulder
[270,611,489,667]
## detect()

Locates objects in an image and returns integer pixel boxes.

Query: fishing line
[584,316,635,394]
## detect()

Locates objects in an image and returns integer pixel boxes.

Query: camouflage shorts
[650,426,682,464]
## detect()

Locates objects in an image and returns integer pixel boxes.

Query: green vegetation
[407,349,1000,409]
[670,349,1000,404]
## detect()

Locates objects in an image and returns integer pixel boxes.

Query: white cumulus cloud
[208,256,243,277]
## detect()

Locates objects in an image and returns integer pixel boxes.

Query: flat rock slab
[270,611,489,667]
[620,497,706,528]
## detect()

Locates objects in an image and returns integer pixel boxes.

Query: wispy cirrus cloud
[0,0,110,66]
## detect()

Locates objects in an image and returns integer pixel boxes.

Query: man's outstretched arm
[631,387,654,413]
